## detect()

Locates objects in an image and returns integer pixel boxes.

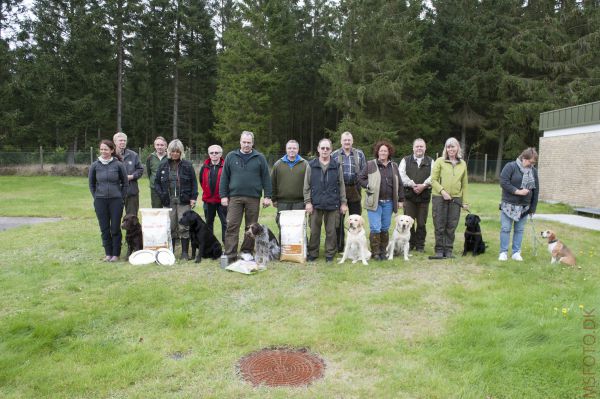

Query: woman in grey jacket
[498,147,539,262]
[89,140,129,262]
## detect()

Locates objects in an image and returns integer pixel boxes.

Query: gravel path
[0,217,62,231]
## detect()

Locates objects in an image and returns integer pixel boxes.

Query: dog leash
[451,198,472,214]
[528,214,544,257]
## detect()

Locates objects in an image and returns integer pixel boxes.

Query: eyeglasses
[209,152,221,155]
[320,147,331,150]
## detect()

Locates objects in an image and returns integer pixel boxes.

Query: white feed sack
[279,210,307,263]
[140,208,172,251]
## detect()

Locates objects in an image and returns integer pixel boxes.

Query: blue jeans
[500,211,528,254]
[367,200,393,233]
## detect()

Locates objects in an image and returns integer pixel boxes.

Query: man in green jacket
[146,136,168,208]
[271,140,309,226]
[220,131,272,261]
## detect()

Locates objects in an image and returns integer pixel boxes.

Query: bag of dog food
[279,210,307,264]
[140,208,172,251]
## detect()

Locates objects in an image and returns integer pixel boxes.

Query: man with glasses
[199,144,227,243]
[220,131,272,261]
[331,131,366,252]
[146,136,168,208]
[271,140,309,226]
[304,138,348,262]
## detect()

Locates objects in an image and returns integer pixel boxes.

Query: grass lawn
[0,176,598,398]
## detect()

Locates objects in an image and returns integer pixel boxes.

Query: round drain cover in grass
[237,347,325,387]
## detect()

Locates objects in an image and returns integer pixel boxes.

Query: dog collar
[548,239,558,244]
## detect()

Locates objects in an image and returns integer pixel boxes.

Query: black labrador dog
[178,210,222,263]
[462,214,486,256]
[121,214,144,259]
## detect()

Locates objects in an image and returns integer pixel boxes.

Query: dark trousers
[431,196,461,255]
[150,188,162,208]
[124,194,139,216]
[94,197,124,257]
[204,202,227,243]
[224,196,260,257]
[404,200,430,250]
[336,200,362,251]
[308,209,339,258]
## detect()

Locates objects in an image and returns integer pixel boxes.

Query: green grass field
[0,176,598,398]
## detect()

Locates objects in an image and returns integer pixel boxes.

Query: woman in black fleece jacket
[89,140,129,262]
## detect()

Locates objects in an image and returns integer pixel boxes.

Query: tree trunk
[116,0,124,132]
[172,0,181,139]
[495,131,504,177]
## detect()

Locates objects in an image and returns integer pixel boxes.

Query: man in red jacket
[199,144,227,242]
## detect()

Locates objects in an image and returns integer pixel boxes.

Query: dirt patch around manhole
[237,346,325,387]
[0,217,62,231]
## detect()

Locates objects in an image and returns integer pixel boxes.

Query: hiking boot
[370,232,381,260]
[428,252,445,260]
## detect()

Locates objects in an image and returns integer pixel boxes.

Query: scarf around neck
[516,158,535,190]
[98,156,113,165]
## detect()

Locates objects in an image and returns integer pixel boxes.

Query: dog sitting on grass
[462,214,486,256]
[245,223,280,269]
[121,214,143,259]
[178,210,223,263]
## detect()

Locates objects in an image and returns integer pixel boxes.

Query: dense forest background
[1,0,599,164]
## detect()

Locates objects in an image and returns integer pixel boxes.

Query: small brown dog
[121,214,143,259]
[540,230,577,267]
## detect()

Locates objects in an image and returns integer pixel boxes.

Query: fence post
[483,153,488,182]
[90,147,94,164]
[40,146,44,170]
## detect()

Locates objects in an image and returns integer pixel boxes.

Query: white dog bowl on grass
[128,250,157,265]
[155,248,176,266]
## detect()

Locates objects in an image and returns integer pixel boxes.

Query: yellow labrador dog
[338,214,371,265]
[387,214,414,261]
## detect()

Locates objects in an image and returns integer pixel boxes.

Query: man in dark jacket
[304,138,348,262]
[199,144,227,243]
[399,138,433,252]
[146,136,168,208]
[113,132,144,216]
[219,131,272,261]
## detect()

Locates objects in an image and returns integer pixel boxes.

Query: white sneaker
[498,252,508,261]
[512,252,523,261]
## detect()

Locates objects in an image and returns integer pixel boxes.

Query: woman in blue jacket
[89,140,128,262]
[499,147,539,262]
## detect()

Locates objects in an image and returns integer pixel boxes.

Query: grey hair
[340,131,353,140]
[442,137,463,159]
[240,131,254,142]
[167,139,186,159]
[208,144,223,153]
[286,140,299,148]
[413,138,426,146]
[113,132,127,142]
[318,138,332,148]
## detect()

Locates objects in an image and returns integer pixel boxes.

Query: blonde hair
[442,137,463,160]
[167,139,185,159]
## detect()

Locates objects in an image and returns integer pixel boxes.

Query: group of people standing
[88,129,539,264]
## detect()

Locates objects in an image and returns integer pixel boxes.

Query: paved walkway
[533,214,600,231]
[0,217,62,231]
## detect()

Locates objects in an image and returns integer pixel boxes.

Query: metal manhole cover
[237,347,325,387]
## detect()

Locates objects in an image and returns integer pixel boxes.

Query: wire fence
[0,147,511,181]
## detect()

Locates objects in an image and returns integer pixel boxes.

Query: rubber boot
[180,238,190,261]
[172,238,177,253]
[380,231,389,260]
[369,232,381,260]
